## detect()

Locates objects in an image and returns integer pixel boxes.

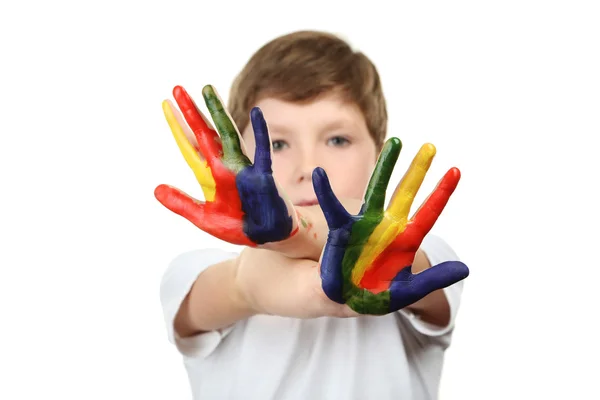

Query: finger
[312,167,351,230]
[172,86,222,165]
[162,100,217,201]
[362,137,401,216]
[250,107,272,173]
[154,184,212,231]
[389,261,469,312]
[202,85,251,173]
[405,167,460,238]
[164,98,200,152]
[387,143,436,222]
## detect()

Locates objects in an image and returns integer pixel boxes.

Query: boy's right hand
[154,85,298,247]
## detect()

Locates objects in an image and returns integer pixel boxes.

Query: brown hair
[227,30,387,150]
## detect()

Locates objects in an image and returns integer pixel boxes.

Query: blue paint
[388,261,470,312]
[249,107,272,173]
[237,107,293,244]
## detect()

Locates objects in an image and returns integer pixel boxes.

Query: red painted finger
[173,86,222,166]
[154,184,208,229]
[405,167,461,239]
[154,184,256,246]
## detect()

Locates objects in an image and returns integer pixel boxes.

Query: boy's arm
[174,246,351,338]
[172,240,447,340]
[173,257,251,337]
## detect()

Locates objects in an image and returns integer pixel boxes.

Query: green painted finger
[202,85,250,173]
[362,137,402,216]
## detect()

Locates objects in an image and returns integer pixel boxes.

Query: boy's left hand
[313,138,469,315]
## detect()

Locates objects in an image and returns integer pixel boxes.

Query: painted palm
[155,85,297,246]
[313,138,469,315]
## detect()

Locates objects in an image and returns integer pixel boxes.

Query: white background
[1,0,599,399]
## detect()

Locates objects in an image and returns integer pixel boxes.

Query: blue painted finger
[388,261,469,312]
[250,107,272,174]
[312,167,351,230]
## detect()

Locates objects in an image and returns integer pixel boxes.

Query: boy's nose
[296,154,320,183]
[297,169,313,183]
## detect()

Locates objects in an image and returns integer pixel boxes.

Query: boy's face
[241,93,379,206]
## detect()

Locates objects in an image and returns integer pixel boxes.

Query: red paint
[155,184,255,247]
[313,233,317,239]
[358,242,417,293]
[358,167,461,292]
[290,225,300,238]
[173,86,223,161]
[408,167,460,238]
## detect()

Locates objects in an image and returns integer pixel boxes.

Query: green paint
[202,85,251,173]
[338,138,402,315]
[340,215,382,312]
[300,217,308,228]
[363,138,402,216]
[346,287,391,315]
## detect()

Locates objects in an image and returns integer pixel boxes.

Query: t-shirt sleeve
[159,247,239,358]
[397,234,466,347]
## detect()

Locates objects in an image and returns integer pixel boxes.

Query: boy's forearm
[173,257,255,338]
[173,248,350,337]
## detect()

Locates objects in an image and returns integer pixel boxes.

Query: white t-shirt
[160,234,465,400]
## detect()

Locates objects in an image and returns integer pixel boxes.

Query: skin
[157,86,469,335]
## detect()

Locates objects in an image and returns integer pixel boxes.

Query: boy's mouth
[295,199,319,207]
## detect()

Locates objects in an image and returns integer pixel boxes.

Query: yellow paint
[350,143,436,285]
[387,143,436,221]
[162,100,216,201]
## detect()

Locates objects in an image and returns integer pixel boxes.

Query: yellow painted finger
[162,100,216,201]
[386,143,436,223]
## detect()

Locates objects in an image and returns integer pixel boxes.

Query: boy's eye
[327,136,350,147]
[271,140,289,151]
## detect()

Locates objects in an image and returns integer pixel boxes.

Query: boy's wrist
[263,199,364,260]
[233,246,360,319]
[262,198,363,261]
[260,206,323,260]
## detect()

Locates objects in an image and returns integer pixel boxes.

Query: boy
[156,30,469,399]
